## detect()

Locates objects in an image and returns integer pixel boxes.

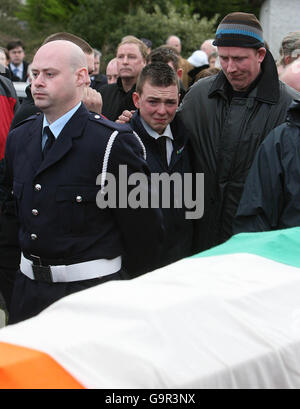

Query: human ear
[132,92,140,109]
[257,47,267,63]
[76,67,89,87]
[177,68,183,79]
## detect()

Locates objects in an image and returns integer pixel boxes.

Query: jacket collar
[131,111,189,147]
[209,49,280,104]
[286,99,300,126]
[131,111,189,169]
[116,76,136,94]
[25,103,89,176]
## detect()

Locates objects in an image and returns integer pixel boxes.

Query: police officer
[2,40,163,324]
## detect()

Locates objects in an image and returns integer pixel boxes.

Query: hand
[116,110,135,124]
[83,87,102,114]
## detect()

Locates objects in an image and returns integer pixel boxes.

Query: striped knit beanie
[213,12,265,49]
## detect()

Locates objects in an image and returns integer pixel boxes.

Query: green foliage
[0,0,21,16]
[17,0,77,30]
[68,2,217,64]
[1,0,263,65]
[0,0,40,58]
[0,0,23,37]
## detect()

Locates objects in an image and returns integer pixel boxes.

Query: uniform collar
[140,116,174,141]
[42,102,81,139]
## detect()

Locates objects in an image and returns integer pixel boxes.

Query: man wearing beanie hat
[177,12,300,253]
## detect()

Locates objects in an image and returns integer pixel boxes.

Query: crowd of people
[1,11,300,325]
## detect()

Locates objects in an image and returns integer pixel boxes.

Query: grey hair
[279,31,300,66]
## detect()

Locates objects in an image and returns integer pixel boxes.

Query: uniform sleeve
[103,130,164,276]
[233,131,284,233]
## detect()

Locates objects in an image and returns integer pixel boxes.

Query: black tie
[157,135,168,168]
[43,126,55,158]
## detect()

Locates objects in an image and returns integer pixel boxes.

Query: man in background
[100,36,147,121]
[148,45,186,102]
[166,35,193,90]
[90,48,107,91]
[201,39,217,58]
[106,58,118,84]
[277,31,300,75]
[280,58,300,92]
[7,39,29,82]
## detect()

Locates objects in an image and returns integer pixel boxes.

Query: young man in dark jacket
[234,100,300,233]
[129,63,195,269]
[177,12,300,252]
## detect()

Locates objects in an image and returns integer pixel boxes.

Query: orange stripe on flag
[0,342,84,389]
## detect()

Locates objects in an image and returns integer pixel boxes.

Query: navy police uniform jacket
[2,103,164,276]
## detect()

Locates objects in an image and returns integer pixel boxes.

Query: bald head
[280,58,300,92]
[106,58,118,84]
[201,39,217,57]
[166,35,181,54]
[35,40,87,71]
[31,40,89,123]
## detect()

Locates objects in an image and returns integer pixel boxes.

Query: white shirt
[140,117,174,165]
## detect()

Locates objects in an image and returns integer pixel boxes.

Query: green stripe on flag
[192,227,300,268]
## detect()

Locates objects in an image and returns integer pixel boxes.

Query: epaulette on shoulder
[88,112,132,133]
[13,112,42,129]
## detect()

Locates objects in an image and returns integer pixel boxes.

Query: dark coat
[2,103,163,276]
[99,77,136,121]
[177,49,300,252]
[90,73,107,92]
[187,64,210,86]
[8,61,29,82]
[0,65,13,81]
[9,85,39,130]
[130,112,194,268]
[234,100,300,233]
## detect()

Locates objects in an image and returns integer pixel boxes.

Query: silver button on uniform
[76,195,83,203]
[34,184,42,191]
[31,233,38,240]
[32,209,39,216]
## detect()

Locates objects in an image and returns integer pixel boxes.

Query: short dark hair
[7,39,25,51]
[43,32,93,55]
[148,45,179,71]
[136,62,179,95]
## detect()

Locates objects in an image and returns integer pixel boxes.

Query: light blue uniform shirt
[42,102,81,149]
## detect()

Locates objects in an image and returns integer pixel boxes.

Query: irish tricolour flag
[1,228,300,389]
